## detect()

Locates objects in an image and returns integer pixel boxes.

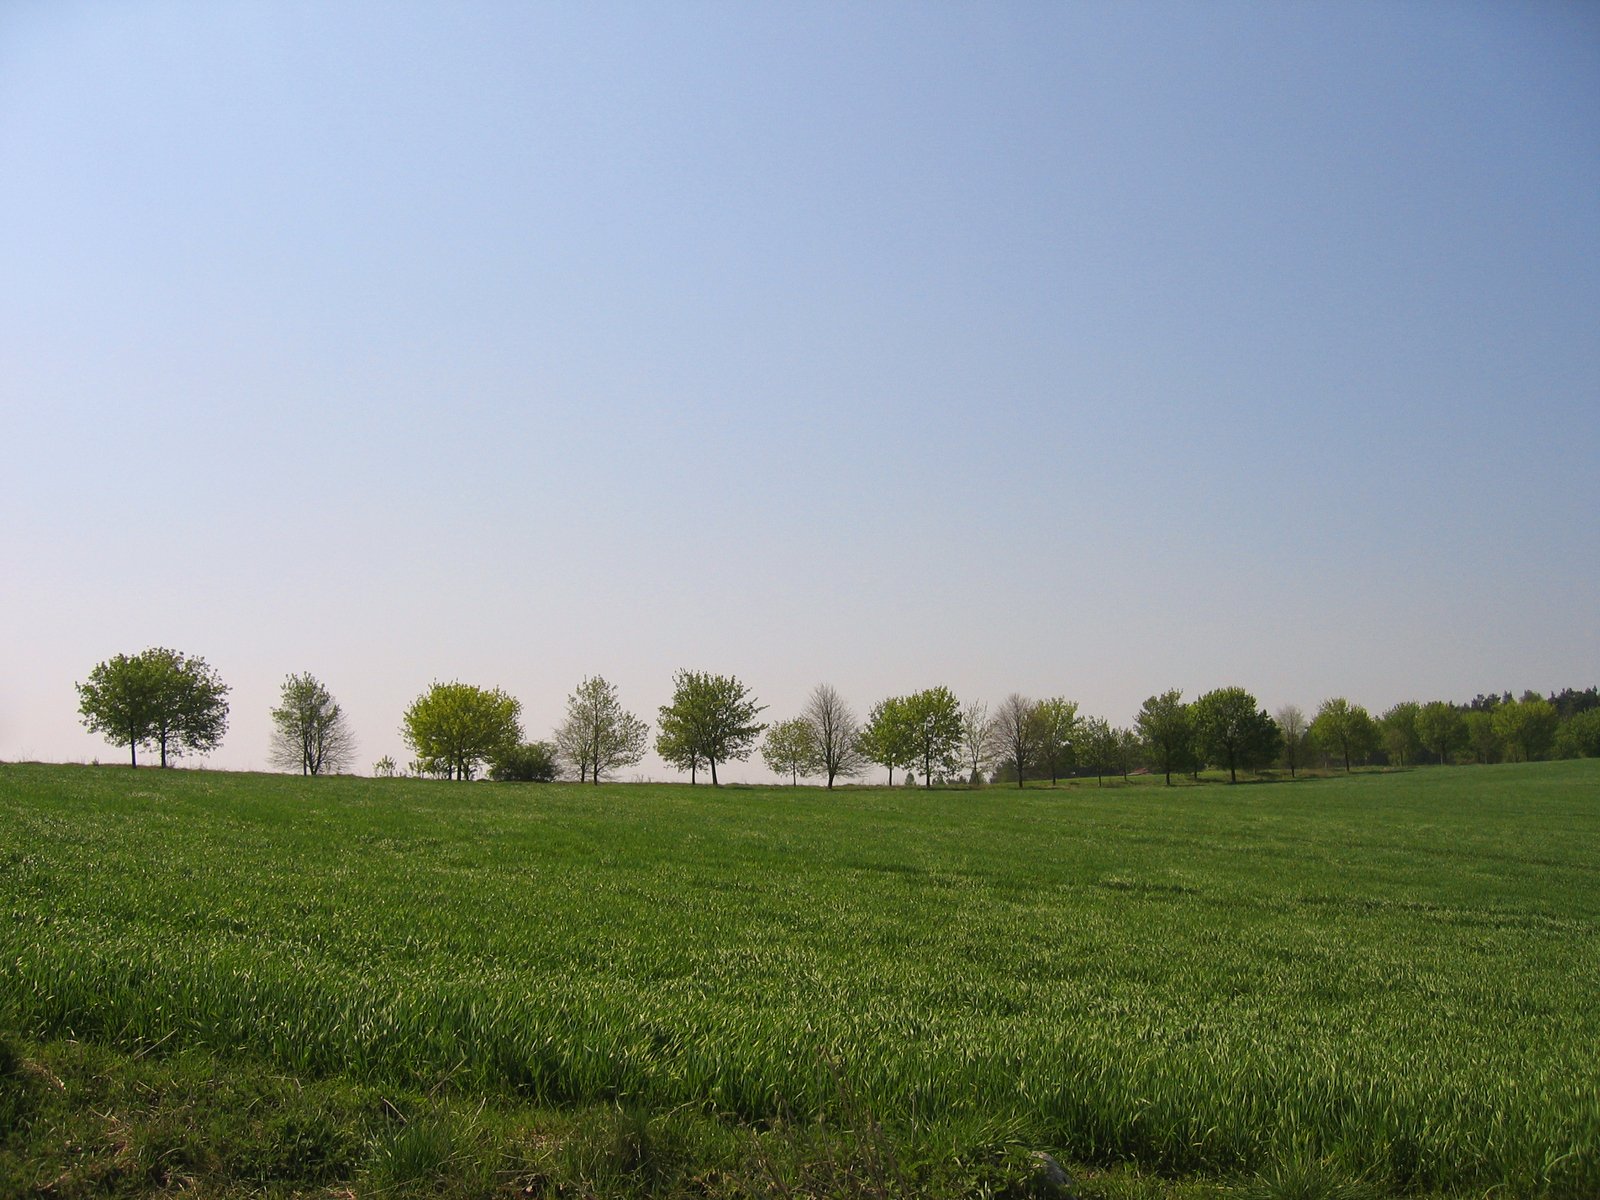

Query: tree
[372,755,398,778]
[1136,690,1193,786]
[489,741,560,782]
[400,681,522,781]
[1554,708,1600,758]
[1309,698,1377,772]
[960,699,992,784]
[761,718,821,784]
[1379,702,1423,767]
[987,693,1039,788]
[857,696,915,786]
[655,671,765,786]
[803,683,865,788]
[553,676,649,783]
[1275,704,1309,777]
[1079,715,1117,786]
[1463,711,1500,763]
[1114,726,1141,779]
[77,647,229,768]
[1416,701,1466,765]
[902,686,964,787]
[268,672,355,776]
[1030,697,1079,786]
[1491,696,1559,763]
[1191,687,1282,783]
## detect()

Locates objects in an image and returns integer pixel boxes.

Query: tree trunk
[710,758,719,786]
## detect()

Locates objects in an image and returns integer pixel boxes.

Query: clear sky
[3,2,1597,780]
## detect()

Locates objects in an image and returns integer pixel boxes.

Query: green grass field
[2,761,1597,1197]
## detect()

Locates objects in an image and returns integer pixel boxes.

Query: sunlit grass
[2,760,1597,1195]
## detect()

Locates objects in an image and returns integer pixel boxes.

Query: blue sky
[3,2,1597,778]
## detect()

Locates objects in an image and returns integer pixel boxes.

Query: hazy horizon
[4,3,1596,780]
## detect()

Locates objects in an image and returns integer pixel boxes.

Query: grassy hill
[2,761,1596,1197]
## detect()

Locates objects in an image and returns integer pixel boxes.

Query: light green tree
[1379,701,1423,767]
[1136,690,1194,786]
[902,686,965,787]
[858,695,916,786]
[1463,711,1500,763]
[77,647,229,768]
[1030,697,1080,785]
[761,717,822,784]
[1192,687,1282,783]
[400,681,522,781]
[1416,701,1466,765]
[1491,696,1559,763]
[655,670,766,786]
[1310,697,1378,772]
[1079,715,1118,787]
[554,676,649,783]
[269,672,355,776]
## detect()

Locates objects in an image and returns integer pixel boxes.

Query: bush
[489,742,560,782]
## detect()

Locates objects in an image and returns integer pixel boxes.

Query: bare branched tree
[554,676,649,783]
[987,693,1038,788]
[802,683,865,789]
[269,672,356,776]
[960,699,992,784]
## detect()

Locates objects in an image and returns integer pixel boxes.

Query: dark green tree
[655,670,765,786]
[1191,686,1282,783]
[1136,689,1194,786]
[77,647,229,768]
[489,741,560,782]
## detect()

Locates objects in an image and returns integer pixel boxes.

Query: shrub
[489,741,560,783]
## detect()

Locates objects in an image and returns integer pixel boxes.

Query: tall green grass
[3,761,1597,1195]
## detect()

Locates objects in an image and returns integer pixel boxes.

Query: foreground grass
[2,761,1597,1196]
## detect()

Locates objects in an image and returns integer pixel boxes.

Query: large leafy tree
[1136,689,1194,786]
[902,686,964,787]
[77,647,229,767]
[1030,697,1080,785]
[1416,701,1467,765]
[1079,715,1117,787]
[400,681,522,781]
[987,693,1038,787]
[655,670,765,786]
[1379,702,1423,767]
[1191,686,1282,783]
[803,683,865,788]
[554,676,649,783]
[1310,697,1378,772]
[1491,695,1559,763]
[761,718,821,784]
[269,672,355,776]
[857,695,915,786]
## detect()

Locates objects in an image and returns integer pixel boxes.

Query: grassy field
[2,760,1597,1197]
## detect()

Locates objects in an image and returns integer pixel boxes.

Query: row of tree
[73,649,1600,782]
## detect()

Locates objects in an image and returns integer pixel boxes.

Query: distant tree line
[71,648,1600,781]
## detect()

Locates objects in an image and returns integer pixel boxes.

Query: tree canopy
[400,681,522,781]
[1136,690,1194,786]
[655,671,765,786]
[77,647,229,767]
[1190,686,1281,783]
[1310,698,1378,772]
[761,718,821,785]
